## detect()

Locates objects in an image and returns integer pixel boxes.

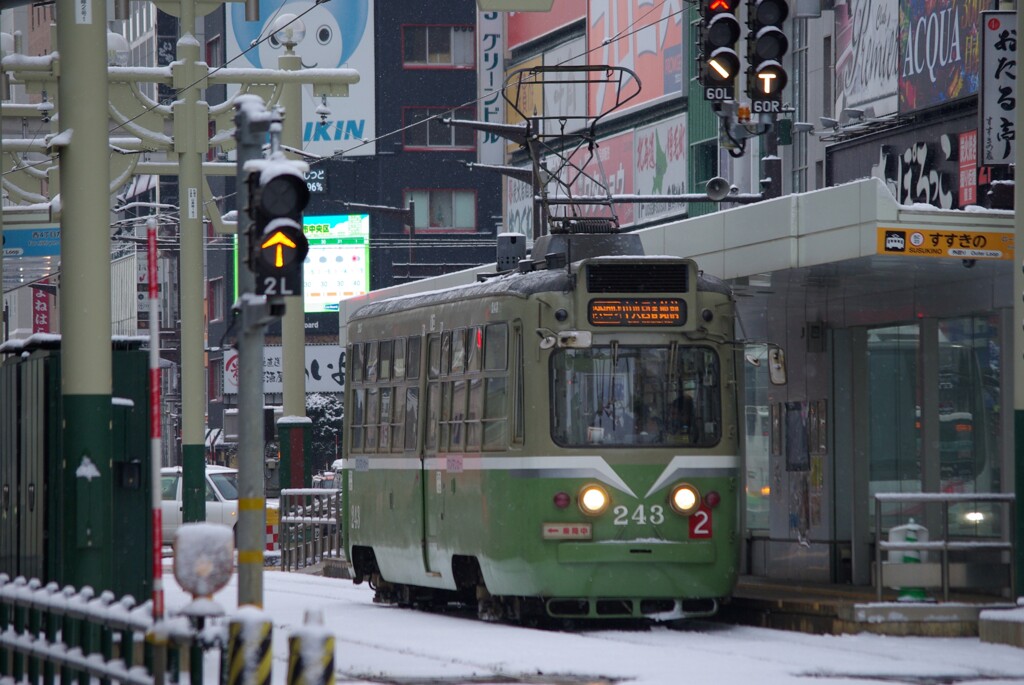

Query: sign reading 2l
[259,273,301,297]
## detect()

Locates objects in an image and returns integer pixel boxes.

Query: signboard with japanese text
[31,280,51,334]
[979,11,1016,166]
[633,115,687,225]
[876,227,1014,260]
[223,344,344,394]
[226,0,375,157]
[506,169,534,238]
[834,0,899,117]
[477,11,505,165]
[587,0,685,117]
[898,0,982,114]
[2,225,60,257]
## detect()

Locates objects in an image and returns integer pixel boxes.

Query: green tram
[342,233,740,622]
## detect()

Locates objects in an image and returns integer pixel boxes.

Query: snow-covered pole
[147,216,164,621]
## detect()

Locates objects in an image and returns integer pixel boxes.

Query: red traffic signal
[699,0,742,99]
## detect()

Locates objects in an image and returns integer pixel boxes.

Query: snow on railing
[873,492,1016,602]
[278,489,344,573]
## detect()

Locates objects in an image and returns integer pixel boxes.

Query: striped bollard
[287,610,335,685]
[227,607,273,685]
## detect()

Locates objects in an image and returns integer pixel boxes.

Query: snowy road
[164,569,1024,685]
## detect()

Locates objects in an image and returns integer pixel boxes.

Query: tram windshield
[551,345,721,447]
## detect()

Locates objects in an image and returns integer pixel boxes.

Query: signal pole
[234,97,271,607]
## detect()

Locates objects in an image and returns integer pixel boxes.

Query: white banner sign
[223,345,344,394]
[225,0,376,157]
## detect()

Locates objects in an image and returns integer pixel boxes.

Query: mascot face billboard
[227,0,375,156]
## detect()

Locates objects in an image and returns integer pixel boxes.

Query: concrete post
[172,5,208,524]
[278,43,310,489]
[55,0,113,590]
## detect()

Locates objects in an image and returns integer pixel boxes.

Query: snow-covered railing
[873,492,1016,601]
[0,575,212,685]
[278,488,344,572]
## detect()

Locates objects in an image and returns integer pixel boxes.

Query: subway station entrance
[640,178,1015,591]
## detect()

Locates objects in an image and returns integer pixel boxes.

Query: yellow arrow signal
[262,230,298,268]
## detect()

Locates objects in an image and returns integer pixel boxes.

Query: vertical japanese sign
[32,279,51,334]
[980,11,1016,166]
[478,11,505,165]
[958,130,978,206]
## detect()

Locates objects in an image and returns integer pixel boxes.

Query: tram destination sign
[588,298,684,326]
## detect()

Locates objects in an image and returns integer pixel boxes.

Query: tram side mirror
[768,347,787,385]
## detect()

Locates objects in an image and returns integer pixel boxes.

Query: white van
[160,465,239,542]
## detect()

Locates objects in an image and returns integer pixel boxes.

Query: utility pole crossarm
[463,162,533,184]
[442,117,529,147]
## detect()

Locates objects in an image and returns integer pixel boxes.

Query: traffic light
[698,0,741,101]
[746,0,789,112]
[247,161,310,297]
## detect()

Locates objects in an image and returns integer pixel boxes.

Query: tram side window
[426,383,439,450]
[450,380,467,450]
[379,340,393,381]
[441,331,452,376]
[466,377,482,450]
[483,376,507,449]
[407,337,422,379]
[452,329,467,375]
[468,326,482,372]
[393,338,406,380]
[428,335,441,379]
[365,341,379,383]
[484,323,508,370]
[366,387,379,450]
[351,344,363,383]
[380,388,392,451]
[404,387,419,449]
[391,387,406,452]
[351,387,366,449]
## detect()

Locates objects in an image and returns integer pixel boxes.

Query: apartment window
[403,25,475,68]
[209,363,223,402]
[405,189,476,232]
[206,34,223,69]
[208,277,225,323]
[403,107,475,149]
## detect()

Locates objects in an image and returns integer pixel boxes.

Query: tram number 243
[612,504,712,538]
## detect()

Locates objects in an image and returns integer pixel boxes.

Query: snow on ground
[163,567,1024,685]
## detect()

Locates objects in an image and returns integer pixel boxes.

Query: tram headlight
[670,483,701,515]
[578,484,610,516]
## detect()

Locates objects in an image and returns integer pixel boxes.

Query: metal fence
[0,574,207,685]
[279,489,344,572]
[874,492,1016,601]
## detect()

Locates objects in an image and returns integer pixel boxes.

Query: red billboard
[507,0,587,48]
[587,0,685,116]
